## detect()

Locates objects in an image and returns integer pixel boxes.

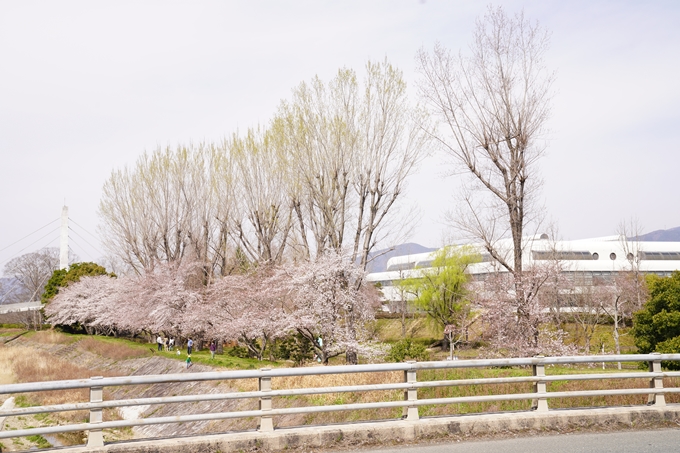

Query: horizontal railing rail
[1,353,679,448]
[6,371,680,418]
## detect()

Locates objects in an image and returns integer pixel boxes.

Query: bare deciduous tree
[0,277,30,304]
[618,219,647,311]
[99,143,235,276]
[351,60,431,269]
[568,283,609,354]
[277,69,358,260]
[278,60,429,268]
[230,128,292,265]
[417,6,554,348]
[2,248,70,302]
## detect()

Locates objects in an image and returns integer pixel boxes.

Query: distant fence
[1,353,679,449]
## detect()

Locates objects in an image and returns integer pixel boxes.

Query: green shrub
[386,338,429,362]
[270,333,314,366]
[632,271,680,369]
[655,336,680,370]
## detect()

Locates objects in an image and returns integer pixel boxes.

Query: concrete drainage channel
[38,405,680,453]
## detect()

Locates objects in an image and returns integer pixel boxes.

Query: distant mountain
[635,226,680,242]
[366,243,437,273]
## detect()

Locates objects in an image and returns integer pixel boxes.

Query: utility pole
[60,206,68,270]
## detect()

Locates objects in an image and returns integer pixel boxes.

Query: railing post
[87,376,104,448]
[648,353,666,406]
[258,368,274,432]
[403,361,419,421]
[531,357,549,412]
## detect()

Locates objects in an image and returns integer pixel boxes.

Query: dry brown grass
[0,342,127,449]
[265,365,680,425]
[78,337,149,361]
[2,343,91,406]
[270,371,406,426]
[273,370,402,391]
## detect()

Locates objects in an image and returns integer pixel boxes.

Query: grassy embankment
[0,330,110,451]
[0,322,674,447]
[0,328,277,449]
[269,317,674,426]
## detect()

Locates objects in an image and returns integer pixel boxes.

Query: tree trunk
[442,335,450,353]
[346,349,358,365]
[613,312,621,370]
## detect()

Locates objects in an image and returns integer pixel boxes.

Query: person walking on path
[209,340,216,359]
[157,335,163,352]
[185,354,192,369]
[187,338,194,355]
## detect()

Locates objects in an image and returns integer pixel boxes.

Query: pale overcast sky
[1,0,679,268]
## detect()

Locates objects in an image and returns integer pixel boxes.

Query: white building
[367,235,680,302]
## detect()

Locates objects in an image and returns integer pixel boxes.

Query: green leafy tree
[632,271,680,368]
[42,262,115,304]
[399,246,479,355]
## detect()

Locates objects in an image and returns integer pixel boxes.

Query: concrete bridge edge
[41,405,680,453]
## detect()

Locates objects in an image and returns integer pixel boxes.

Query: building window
[638,252,680,261]
[532,251,595,260]
[386,262,415,272]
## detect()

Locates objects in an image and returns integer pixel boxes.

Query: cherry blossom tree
[197,267,292,360]
[476,260,574,357]
[45,261,204,339]
[287,253,380,364]
[122,261,205,339]
[45,275,124,335]
[45,251,384,366]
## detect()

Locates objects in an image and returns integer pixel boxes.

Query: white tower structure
[60,206,69,270]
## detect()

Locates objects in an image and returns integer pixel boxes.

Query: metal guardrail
[1,353,679,448]
[0,301,42,314]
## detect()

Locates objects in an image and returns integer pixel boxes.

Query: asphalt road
[333,429,680,453]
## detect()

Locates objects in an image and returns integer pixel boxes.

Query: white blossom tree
[199,267,292,360]
[476,261,574,357]
[126,261,205,339]
[287,253,380,364]
[45,274,123,335]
